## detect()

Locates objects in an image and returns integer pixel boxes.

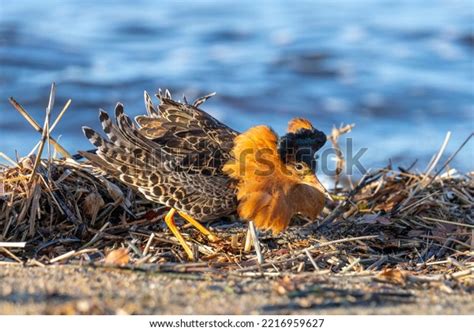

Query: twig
[424,131,451,175]
[304,249,319,271]
[49,99,72,133]
[328,123,354,189]
[81,222,111,249]
[319,168,382,227]
[0,242,26,248]
[422,216,474,229]
[0,247,23,263]
[143,233,155,256]
[451,269,473,279]
[8,95,72,158]
[249,221,264,265]
[341,257,361,273]
[0,152,18,167]
[234,235,378,273]
[244,226,252,252]
[50,248,98,264]
[29,83,55,183]
[50,250,77,263]
[425,132,473,188]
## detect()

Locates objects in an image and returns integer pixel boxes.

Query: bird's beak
[313,175,334,202]
[324,190,334,202]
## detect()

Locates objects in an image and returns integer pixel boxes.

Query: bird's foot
[177,211,220,243]
[164,208,194,260]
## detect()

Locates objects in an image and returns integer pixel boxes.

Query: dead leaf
[83,192,105,223]
[376,268,407,286]
[104,179,126,204]
[104,248,129,266]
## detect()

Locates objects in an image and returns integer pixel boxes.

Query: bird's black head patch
[277,127,327,170]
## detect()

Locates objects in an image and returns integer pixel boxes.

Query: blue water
[0,0,473,173]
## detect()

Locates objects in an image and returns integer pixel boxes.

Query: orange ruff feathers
[287,118,314,132]
[223,125,325,234]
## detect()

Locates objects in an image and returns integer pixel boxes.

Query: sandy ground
[0,265,473,315]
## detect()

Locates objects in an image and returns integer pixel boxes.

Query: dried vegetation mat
[1,85,473,307]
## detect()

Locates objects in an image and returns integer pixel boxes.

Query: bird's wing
[81,103,236,219]
[135,91,238,174]
[146,172,237,221]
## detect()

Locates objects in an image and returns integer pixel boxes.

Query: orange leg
[163,208,194,260]
[177,211,220,242]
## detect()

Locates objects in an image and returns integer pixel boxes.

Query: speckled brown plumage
[81,91,237,221]
[81,90,327,236]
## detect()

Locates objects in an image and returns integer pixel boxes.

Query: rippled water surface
[1,0,473,172]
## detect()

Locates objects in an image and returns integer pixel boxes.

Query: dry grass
[1,86,473,293]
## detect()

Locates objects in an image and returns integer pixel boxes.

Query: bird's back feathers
[136,91,238,175]
[81,97,237,221]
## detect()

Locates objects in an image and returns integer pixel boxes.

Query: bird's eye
[295,162,305,172]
